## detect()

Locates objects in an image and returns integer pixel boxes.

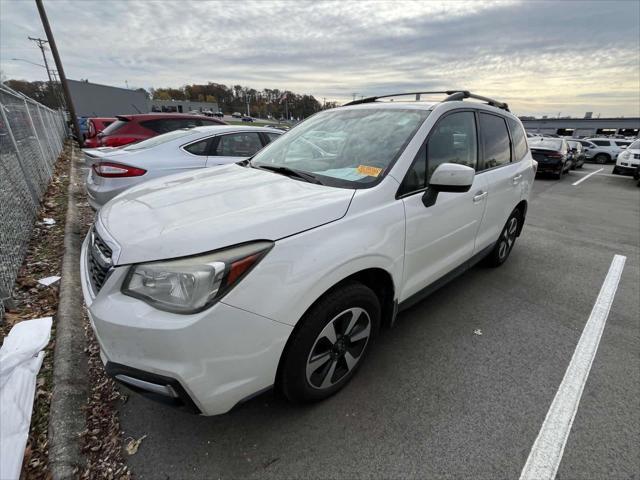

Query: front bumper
[615,159,640,174]
[80,233,293,415]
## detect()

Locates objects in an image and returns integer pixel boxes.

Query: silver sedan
[84,125,282,209]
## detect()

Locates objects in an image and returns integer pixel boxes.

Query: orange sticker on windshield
[357,165,383,177]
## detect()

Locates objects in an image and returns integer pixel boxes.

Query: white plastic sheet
[0,317,52,480]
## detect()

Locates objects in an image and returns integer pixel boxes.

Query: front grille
[634,154,640,160]
[88,228,113,293]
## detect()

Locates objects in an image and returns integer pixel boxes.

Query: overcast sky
[1,0,638,117]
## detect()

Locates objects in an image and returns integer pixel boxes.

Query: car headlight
[620,151,630,160]
[122,241,273,314]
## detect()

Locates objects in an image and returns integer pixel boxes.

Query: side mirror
[422,163,475,207]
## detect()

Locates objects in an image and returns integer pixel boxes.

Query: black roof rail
[344,90,509,112]
[442,91,509,111]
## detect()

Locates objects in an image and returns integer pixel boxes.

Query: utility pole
[35,0,82,146]
[28,36,53,84]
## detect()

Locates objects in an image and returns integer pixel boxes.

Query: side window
[591,140,610,147]
[265,132,281,143]
[214,133,263,157]
[184,139,210,156]
[479,113,511,170]
[507,117,528,161]
[399,111,477,194]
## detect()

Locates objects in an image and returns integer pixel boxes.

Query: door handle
[512,174,523,184]
[473,191,487,203]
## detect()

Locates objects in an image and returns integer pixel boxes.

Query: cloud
[1,0,638,117]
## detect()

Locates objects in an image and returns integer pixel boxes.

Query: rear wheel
[280,283,380,403]
[595,153,609,164]
[485,210,522,267]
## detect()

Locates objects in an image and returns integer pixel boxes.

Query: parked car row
[80,91,537,416]
[84,125,282,209]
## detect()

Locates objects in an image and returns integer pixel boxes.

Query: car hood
[98,164,355,265]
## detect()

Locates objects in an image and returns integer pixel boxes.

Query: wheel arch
[274,267,396,388]
[514,200,528,236]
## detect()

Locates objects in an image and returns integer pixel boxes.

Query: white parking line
[572,168,604,186]
[519,254,626,480]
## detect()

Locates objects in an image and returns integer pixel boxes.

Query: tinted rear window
[529,137,563,150]
[100,119,128,136]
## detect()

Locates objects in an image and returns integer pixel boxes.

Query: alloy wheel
[498,216,518,261]
[306,307,371,390]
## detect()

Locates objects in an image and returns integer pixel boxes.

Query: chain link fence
[0,83,68,320]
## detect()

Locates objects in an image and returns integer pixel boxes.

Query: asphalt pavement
[117,163,639,479]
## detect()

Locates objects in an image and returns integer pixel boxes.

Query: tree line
[150,83,339,119]
[3,79,340,119]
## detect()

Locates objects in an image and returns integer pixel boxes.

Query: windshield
[629,140,640,150]
[123,129,197,151]
[251,108,430,187]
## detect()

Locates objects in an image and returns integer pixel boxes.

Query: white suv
[613,139,640,175]
[80,91,536,415]
[584,137,633,163]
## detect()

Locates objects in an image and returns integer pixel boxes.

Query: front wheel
[280,283,380,404]
[612,166,621,175]
[484,210,522,267]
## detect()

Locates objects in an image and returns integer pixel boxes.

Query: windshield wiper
[253,164,323,185]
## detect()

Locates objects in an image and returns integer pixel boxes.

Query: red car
[96,114,226,147]
[84,117,117,148]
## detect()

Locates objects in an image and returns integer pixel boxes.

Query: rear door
[206,132,264,166]
[400,110,488,300]
[474,112,525,252]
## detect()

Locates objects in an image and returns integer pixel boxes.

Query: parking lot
[116,163,639,479]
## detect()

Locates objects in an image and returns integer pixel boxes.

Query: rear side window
[213,133,263,157]
[591,140,611,147]
[184,138,211,155]
[614,141,631,147]
[479,113,511,169]
[507,118,528,161]
[399,111,477,194]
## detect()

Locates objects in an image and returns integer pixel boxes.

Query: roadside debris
[37,276,61,287]
[124,435,147,456]
[0,317,52,480]
[41,218,56,226]
[474,329,483,336]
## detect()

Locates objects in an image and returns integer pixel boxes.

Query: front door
[399,110,487,301]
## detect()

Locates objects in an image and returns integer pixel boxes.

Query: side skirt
[398,243,495,313]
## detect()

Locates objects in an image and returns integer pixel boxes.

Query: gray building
[68,79,150,117]
[521,117,639,138]
[151,99,219,114]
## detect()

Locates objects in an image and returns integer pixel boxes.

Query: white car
[80,91,536,416]
[583,137,633,163]
[613,139,640,175]
[84,126,282,209]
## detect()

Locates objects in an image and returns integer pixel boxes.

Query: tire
[612,166,621,175]
[280,282,381,404]
[554,166,563,180]
[484,209,522,268]
[595,153,609,164]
